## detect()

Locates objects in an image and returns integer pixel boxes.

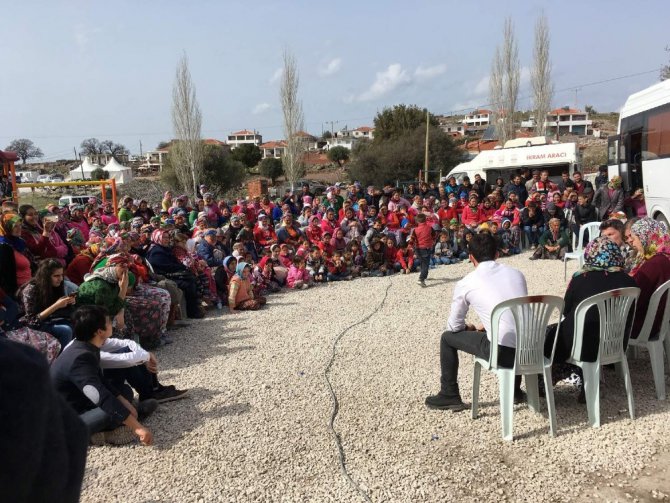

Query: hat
[449,218,458,225]
[204,229,217,237]
[257,214,268,220]
[216,228,225,236]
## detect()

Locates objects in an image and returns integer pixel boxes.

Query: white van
[58,195,102,207]
[16,171,38,183]
[443,141,580,189]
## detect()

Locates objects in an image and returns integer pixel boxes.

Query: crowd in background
[0,164,664,446]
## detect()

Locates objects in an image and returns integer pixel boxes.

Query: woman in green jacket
[530,218,570,260]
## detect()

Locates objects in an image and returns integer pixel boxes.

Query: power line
[2,67,660,148]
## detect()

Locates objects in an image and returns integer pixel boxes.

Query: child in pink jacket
[287,256,312,290]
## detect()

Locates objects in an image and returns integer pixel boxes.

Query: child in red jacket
[394,241,415,274]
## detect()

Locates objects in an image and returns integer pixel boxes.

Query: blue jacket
[196,240,221,267]
[146,244,188,275]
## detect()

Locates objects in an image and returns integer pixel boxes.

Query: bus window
[646,103,670,158]
[608,136,619,165]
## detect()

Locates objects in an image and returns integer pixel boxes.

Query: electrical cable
[324,276,393,503]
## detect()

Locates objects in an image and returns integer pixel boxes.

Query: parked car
[268,179,327,198]
[37,174,52,183]
[58,195,101,207]
[51,174,64,182]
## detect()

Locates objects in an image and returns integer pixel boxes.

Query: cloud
[357,63,412,102]
[252,103,271,115]
[414,64,447,81]
[269,67,283,84]
[318,57,342,77]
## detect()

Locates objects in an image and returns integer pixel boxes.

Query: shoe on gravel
[136,399,159,420]
[104,426,136,446]
[90,431,106,446]
[153,387,189,404]
[417,279,427,287]
[425,394,467,411]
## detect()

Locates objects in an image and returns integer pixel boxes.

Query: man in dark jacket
[503,175,529,205]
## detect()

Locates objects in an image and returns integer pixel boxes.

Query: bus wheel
[654,212,669,228]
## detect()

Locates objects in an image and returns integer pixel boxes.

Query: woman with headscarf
[76,253,129,332]
[19,205,69,265]
[65,241,101,286]
[530,218,570,260]
[0,213,34,295]
[101,202,119,226]
[173,231,216,306]
[626,217,670,337]
[228,262,266,313]
[161,191,173,212]
[68,205,90,242]
[146,229,203,319]
[593,175,625,221]
[276,213,303,248]
[66,227,85,256]
[544,237,638,400]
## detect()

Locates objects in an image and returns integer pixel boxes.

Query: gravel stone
[81,252,670,502]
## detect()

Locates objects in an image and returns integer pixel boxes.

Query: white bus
[608,79,670,225]
[444,138,580,189]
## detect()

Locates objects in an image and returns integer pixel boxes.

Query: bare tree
[171,54,203,200]
[100,140,129,161]
[80,138,105,156]
[6,139,43,164]
[489,46,505,144]
[661,45,670,81]
[531,14,553,136]
[490,18,520,145]
[280,49,305,190]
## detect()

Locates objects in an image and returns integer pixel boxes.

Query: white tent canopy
[69,156,101,180]
[103,157,134,184]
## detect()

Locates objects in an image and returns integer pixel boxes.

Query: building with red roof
[227,129,263,149]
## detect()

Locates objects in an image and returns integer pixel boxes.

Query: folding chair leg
[665,338,670,376]
[620,357,636,419]
[582,363,601,428]
[615,362,624,380]
[471,362,482,419]
[525,374,541,414]
[543,367,557,437]
[649,341,666,400]
[563,257,567,281]
[499,370,515,441]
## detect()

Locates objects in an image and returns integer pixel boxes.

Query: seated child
[287,256,312,289]
[498,218,521,255]
[433,229,457,265]
[326,250,351,281]
[394,241,416,274]
[364,238,390,277]
[306,246,326,282]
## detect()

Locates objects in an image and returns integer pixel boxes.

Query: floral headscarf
[608,175,623,190]
[151,228,170,246]
[66,228,85,248]
[575,236,624,277]
[629,217,670,276]
[0,214,26,252]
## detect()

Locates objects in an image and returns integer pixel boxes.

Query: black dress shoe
[425,394,467,411]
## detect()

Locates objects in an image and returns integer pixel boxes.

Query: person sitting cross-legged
[425,232,527,411]
[50,305,156,446]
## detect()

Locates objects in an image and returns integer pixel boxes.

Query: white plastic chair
[566,287,640,427]
[627,279,670,400]
[563,221,601,280]
[471,295,565,441]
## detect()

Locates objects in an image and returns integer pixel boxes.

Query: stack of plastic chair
[566,287,640,427]
[471,295,564,441]
[627,279,670,400]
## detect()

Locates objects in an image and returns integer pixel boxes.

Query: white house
[351,126,374,140]
[142,148,169,172]
[440,123,465,136]
[545,108,593,136]
[260,140,287,159]
[462,109,492,128]
[325,137,359,151]
[227,129,263,149]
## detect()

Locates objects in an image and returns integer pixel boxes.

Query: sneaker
[136,399,159,420]
[529,256,538,261]
[160,333,173,345]
[530,245,537,250]
[153,387,189,404]
[90,431,106,446]
[301,283,309,290]
[104,426,136,446]
[425,394,467,411]
[417,279,427,287]
[216,301,223,310]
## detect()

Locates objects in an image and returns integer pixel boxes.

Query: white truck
[443,138,580,189]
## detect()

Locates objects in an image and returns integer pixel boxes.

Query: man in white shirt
[425,232,528,411]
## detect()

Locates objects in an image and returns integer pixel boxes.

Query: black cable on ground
[324,277,393,503]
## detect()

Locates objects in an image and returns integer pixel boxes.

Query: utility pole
[424,109,430,183]
[139,140,143,157]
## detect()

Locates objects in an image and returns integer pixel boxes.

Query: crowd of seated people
[0,167,663,445]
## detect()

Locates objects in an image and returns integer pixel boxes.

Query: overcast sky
[1,0,668,161]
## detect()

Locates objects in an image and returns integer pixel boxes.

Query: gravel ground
[82,251,670,502]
